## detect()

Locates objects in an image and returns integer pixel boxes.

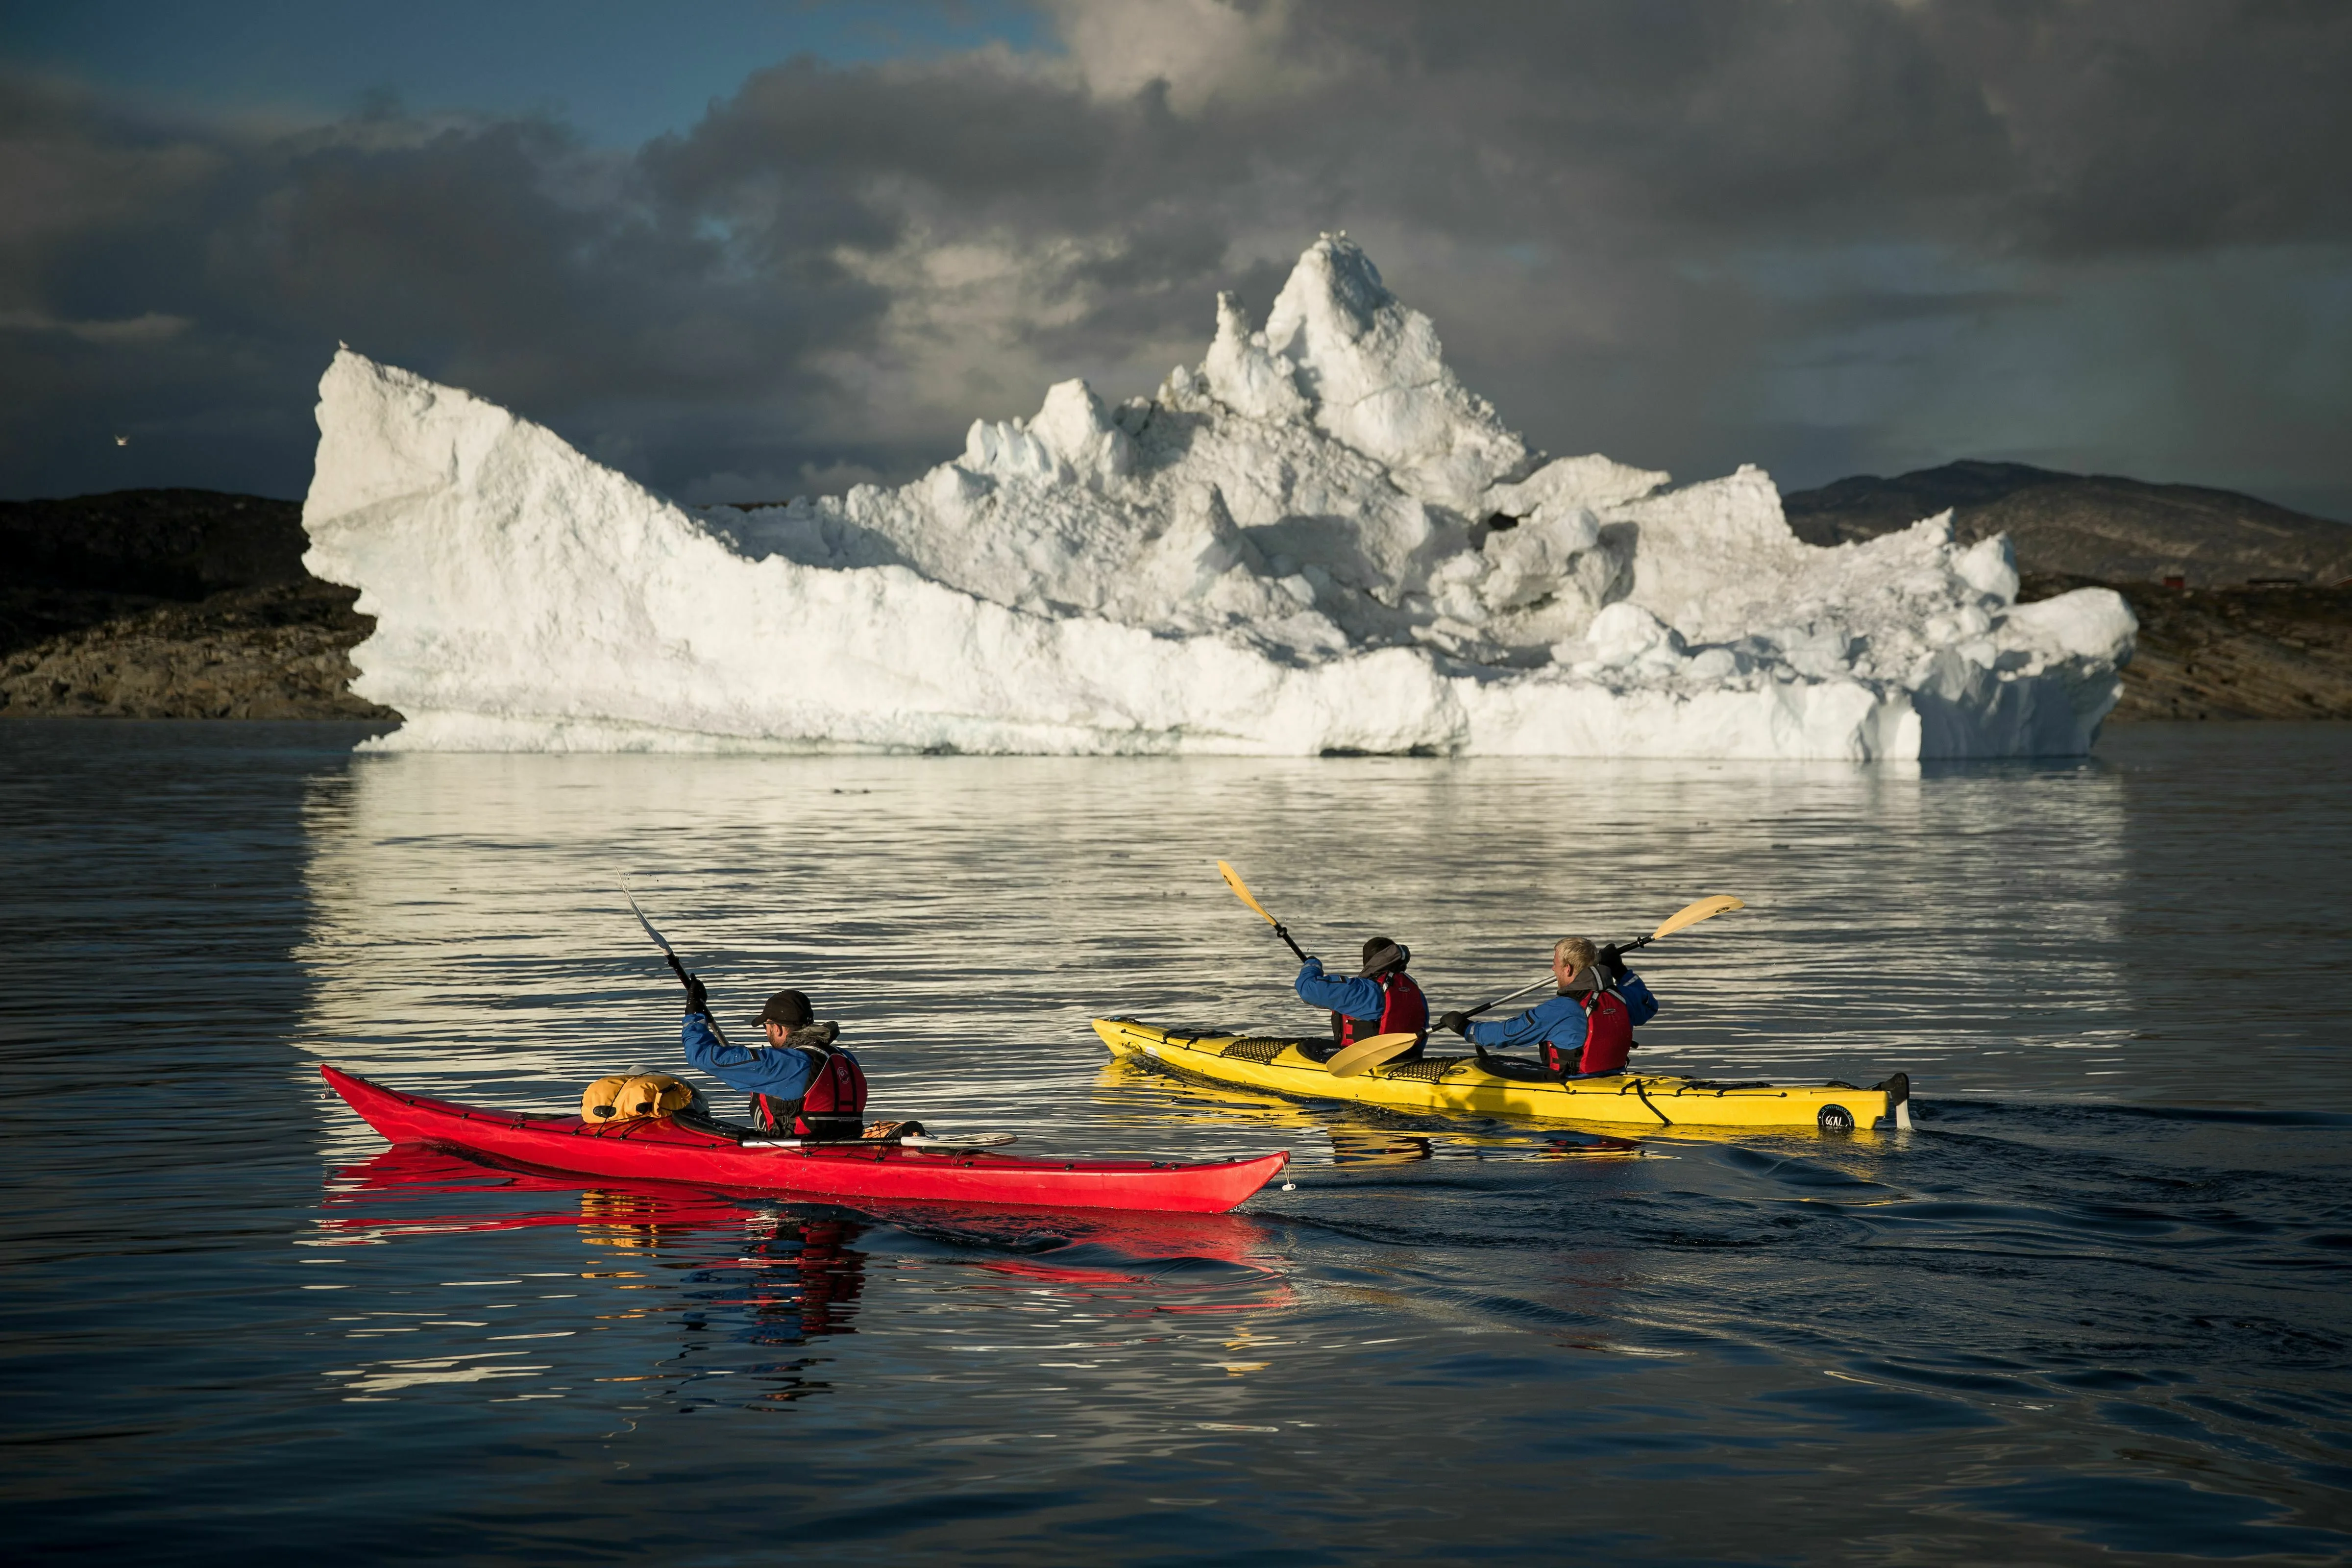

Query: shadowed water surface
[1,722,2347,1563]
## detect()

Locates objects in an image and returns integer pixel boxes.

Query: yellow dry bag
[581,1073,695,1123]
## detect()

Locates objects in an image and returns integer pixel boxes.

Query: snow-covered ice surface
[303,235,2132,758]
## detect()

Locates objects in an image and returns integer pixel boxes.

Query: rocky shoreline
[1,488,393,720]
[0,580,392,719]
[4,486,2346,728]
[2027,575,2352,722]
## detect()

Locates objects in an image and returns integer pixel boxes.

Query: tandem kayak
[1093,1019,1912,1132]
[320,1064,1290,1214]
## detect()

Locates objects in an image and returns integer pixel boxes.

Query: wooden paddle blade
[1326,1032,1421,1079]
[1649,895,1744,941]
[902,1132,1018,1149]
[1217,859,1281,927]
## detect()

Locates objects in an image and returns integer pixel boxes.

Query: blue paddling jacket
[1467,973,1660,1073]
[682,1011,827,1099]
[1294,957,1387,1020]
[1296,957,1430,1048]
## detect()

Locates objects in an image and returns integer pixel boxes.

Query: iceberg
[302,234,2133,758]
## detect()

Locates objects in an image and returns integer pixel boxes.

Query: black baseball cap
[754,989,813,1028]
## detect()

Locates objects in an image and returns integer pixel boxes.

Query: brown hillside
[1783,462,2352,588]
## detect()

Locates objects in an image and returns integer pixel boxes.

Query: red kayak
[320,1064,1290,1215]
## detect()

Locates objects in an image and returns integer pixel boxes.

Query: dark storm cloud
[3,0,2348,514]
[1251,0,2352,250]
[0,72,906,496]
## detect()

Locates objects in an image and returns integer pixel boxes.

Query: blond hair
[1552,945,1609,992]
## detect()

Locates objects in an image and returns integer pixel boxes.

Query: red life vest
[1542,987,1632,1077]
[752,1045,869,1138]
[1335,971,1429,1049]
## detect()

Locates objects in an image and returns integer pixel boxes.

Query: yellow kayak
[1093,1018,1912,1133]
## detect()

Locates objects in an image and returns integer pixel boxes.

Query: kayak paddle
[622,885,735,1047]
[743,1131,1018,1150]
[1218,859,1308,962]
[1328,894,1747,1078]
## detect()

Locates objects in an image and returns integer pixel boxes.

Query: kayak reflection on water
[575,1187,867,1340]
[310,1146,1300,1406]
[764,1217,865,1341]
[316,1144,1290,1301]
[1322,1124,1643,1164]
[1326,1127,1436,1165]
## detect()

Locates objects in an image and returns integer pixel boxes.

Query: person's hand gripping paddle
[1328,895,1747,1078]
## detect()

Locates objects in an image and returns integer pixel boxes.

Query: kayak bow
[320,1064,1288,1214]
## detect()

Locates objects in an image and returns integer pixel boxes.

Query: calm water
[3,722,2349,1564]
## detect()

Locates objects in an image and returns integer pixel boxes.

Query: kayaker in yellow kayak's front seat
[1295,936,1430,1063]
[1437,936,1659,1078]
[681,980,870,1139]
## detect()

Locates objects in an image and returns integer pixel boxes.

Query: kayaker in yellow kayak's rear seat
[1295,936,1430,1063]
[681,980,870,1139]
[1438,937,1659,1078]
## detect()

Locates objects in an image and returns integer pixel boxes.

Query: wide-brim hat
[1358,939,1410,978]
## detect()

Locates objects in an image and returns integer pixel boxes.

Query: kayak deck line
[319,1064,1289,1214]
[1095,1018,1913,1132]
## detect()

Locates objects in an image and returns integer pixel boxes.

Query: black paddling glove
[684,974,710,1015]
[1598,945,1629,980]
[1437,1010,1470,1036]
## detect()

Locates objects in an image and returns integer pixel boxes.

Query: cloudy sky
[4,0,2348,517]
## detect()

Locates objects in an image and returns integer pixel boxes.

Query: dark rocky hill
[1,489,392,719]
[1782,461,2352,588]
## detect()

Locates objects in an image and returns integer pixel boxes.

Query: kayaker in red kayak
[682,979,870,1139]
[1437,936,1659,1078]
[1295,936,1430,1063]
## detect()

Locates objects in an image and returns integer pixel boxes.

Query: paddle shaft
[624,887,734,1048]
[1462,975,1554,1020]
[1217,861,1307,962]
[1461,927,1676,1017]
